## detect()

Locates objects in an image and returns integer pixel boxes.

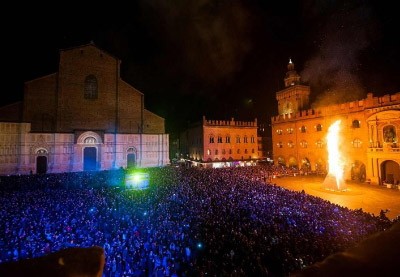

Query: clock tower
[276,59,310,116]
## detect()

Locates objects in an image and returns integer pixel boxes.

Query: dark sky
[2,1,399,134]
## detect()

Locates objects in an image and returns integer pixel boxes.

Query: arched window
[316,139,324,148]
[277,142,283,148]
[383,125,397,143]
[316,124,322,132]
[300,140,308,148]
[209,135,215,143]
[352,138,362,148]
[352,120,360,128]
[217,136,222,143]
[276,129,283,135]
[84,75,98,99]
[287,141,294,148]
[244,136,248,143]
[300,126,306,133]
[236,136,241,143]
[225,136,231,143]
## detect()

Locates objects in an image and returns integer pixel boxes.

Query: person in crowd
[0,165,395,276]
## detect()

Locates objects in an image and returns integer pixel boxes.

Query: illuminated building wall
[0,43,169,175]
[181,116,258,167]
[272,60,400,185]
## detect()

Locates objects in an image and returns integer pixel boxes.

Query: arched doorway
[351,160,366,182]
[127,147,137,168]
[35,148,48,174]
[381,160,400,185]
[288,156,298,168]
[127,153,136,168]
[84,147,97,171]
[315,158,326,175]
[36,156,47,174]
[301,158,311,173]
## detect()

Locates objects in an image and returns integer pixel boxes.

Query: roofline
[25,73,57,84]
[144,109,165,120]
[120,80,144,96]
[59,41,121,62]
[0,101,22,109]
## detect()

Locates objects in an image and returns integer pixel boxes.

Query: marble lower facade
[0,122,169,175]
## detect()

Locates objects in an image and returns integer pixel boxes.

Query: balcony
[369,142,400,152]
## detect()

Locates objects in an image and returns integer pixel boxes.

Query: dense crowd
[0,166,395,276]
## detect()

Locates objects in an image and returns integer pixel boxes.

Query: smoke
[141,0,252,89]
[300,2,377,108]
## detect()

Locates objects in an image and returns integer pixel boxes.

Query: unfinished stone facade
[0,43,169,175]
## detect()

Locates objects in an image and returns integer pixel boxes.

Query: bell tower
[276,59,310,116]
[284,58,301,87]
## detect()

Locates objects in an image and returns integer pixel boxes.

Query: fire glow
[323,120,347,191]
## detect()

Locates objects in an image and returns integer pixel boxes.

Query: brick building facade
[0,43,169,175]
[180,116,258,167]
[271,60,400,185]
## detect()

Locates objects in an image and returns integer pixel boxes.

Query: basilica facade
[0,43,169,175]
[272,60,400,185]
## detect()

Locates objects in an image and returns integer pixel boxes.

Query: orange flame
[325,120,346,190]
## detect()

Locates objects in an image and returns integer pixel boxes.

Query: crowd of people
[0,165,396,276]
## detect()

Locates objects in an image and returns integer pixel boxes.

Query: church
[0,43,169,175]
[271,60,400,186]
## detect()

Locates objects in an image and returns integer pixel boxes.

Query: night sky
[2,1,399,134]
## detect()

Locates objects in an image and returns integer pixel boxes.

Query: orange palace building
[271,60,400,186]
[180,116,259,167]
